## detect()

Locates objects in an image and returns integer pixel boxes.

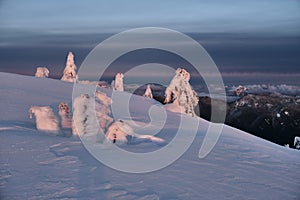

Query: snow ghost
[29,106,59,133]
[106,120,133,144]
[294,137,300,149]
[113,73,124,91]
[95,91,112,107]
[106,120,165,145]
[164,68,199,117]
[61,51,78,83]
[59,102,70,115]
[95,91,113,130]
[143,84,153,98]
[235,85,248,96]
[35,67,49,78]
[72,94,106,142]
[73,94,97,136]
[58,102,72,130]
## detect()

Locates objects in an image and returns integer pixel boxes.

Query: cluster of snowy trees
[34,51,78,83]
[72,91,164,144]
[29,90,164,144]
[30,52,201,144]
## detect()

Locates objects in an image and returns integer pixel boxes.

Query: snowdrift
[0,72,299,200]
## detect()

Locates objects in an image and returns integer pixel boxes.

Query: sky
[0,0,299,84]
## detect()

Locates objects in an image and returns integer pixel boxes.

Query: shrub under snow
[29,106,59,133]
[164,68,199,117]
[61,52,78,83]
[35,67,49,78]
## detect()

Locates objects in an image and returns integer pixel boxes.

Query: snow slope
[0,72,299,200]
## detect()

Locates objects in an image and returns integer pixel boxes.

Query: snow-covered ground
[0,72,299,200]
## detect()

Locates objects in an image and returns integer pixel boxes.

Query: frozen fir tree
[112,73,124,91]
[58,102,72,137]
[143,84,153,98]
[72,94,107,142]
[164,68,199,117]
[235,85,248,96]
[95,91,113,130]
[29,106,59,133]
[35,67,49,78]
[58,102,72,129]
[294,136,300,149]
[61,51,78,83]
[73,94,98,136]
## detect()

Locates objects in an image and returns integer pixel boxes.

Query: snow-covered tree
[112,73,124,91]
[73,92,164,145]
[164,68,199,117]
[106,120,164,144]
[143,84,153,98]
[95,91,113,130]
[58,102,72,129]
[235,85,248,96]
[61,51,78,83]
[72,94,99,137]
[29,106,59,133]
[294,136,300,149]
[106,120,133,144]
[35,67,49,78]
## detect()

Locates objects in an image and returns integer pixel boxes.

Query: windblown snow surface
[0,72,299,200]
